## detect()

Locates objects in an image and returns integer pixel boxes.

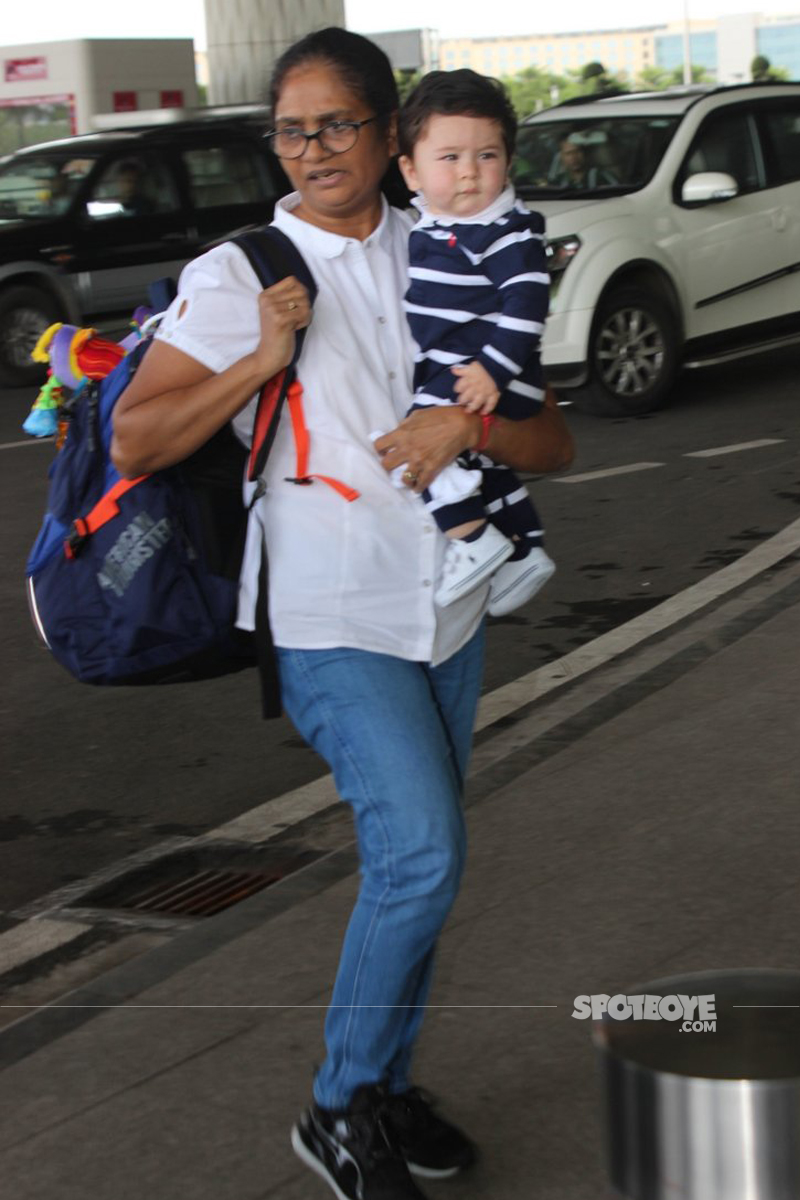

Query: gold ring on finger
[287,301,297,310]
[403,469,418,485]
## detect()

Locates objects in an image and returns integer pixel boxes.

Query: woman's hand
[373,407,480,493]
[113,277,311,479]
[373,389,574,492]
[251,276,311,379]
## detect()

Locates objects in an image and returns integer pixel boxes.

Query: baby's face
[399,114,508,219]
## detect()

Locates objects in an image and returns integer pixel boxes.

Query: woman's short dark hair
[398,70,517,159]
[269,27,398,132]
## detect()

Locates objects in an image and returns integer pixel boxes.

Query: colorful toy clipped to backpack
[23,307,153,440]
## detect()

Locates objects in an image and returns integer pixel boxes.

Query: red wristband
[475,414,496,452]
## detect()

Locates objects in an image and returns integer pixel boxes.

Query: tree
[751,54,789,82]
[501,67,565,118]
[563,62,628,100]
[394,69,424,104]
[636,63,713,90]
[752,54,772,81]
[637,66,674,91]
[676,64,713,85]
[581,61,611,91]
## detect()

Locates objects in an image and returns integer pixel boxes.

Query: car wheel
[570,286,680,417]
[0,285,62,388]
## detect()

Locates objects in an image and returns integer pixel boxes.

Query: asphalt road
[2,346,800,915]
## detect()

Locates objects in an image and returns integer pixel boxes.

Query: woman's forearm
[481,394,575,474]
[111,342,274,478]
[374,389,574,494]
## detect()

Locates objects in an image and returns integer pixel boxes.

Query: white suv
[514,84,800,416]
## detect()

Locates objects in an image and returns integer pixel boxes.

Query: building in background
[655,13,800,82]
[432,12,800,85]
[653,19,718,76]
[0,40,198,150]
[757,11,800,78]
[367,28,439,74]
[204,0,344,106]
[439,27,656,82]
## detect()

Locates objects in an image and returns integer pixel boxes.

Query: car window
[182,142,273,208]
[758,104,800,185]
[679,110,762,195]
[513,116,680,198]
[0,154,96,221]
[85,153,180,220]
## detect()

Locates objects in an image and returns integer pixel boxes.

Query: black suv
[0,112,289,386]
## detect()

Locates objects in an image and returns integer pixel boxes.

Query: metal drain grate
[111,867,282,917]
[77,848,320,919]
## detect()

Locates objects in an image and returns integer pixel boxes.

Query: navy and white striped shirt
[405,185,549,420]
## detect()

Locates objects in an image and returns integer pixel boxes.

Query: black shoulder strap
[228,228,318,722]
[230,226,317,484]
[231,226,317,364]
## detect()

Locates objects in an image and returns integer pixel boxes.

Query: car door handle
[160,231,189,243]
[40,244,74,254]
[772,209,788,232]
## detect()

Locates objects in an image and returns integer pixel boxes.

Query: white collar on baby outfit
[410,183,517,228]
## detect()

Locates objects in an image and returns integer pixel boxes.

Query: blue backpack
[25,227,316,715]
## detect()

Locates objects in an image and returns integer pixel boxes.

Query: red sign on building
[5,57,48,83]
[113,91,138,113]
[160,90,184,108]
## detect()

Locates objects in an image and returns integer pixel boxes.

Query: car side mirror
[681,172,739,204]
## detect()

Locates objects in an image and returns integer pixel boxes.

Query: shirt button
[378,316,387,324]
[424,525,434,533]
[388,371,396,380]
[422,579,432,587]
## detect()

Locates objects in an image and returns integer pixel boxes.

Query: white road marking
[0,918,89,976]
[9,511,800,978]
[552,462,664,484]
[477,514,800,727]
[0,437,54,451]
[685,439,785,458]
[208,512,800,844]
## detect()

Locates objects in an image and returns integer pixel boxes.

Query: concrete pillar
[204,0,345,106]
[716,14,757,84]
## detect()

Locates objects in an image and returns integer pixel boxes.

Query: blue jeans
[275,625,485,1111]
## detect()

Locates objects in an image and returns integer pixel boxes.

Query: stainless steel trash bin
[594,969,800,1200]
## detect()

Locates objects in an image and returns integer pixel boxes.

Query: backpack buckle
[284,476,313,486]
[247,477,267,512]
[64,518,89,559]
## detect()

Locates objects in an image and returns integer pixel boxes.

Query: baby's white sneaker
[435,525,514,608]
[488,547,556,616]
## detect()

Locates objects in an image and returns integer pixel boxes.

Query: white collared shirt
[155,192,486,663]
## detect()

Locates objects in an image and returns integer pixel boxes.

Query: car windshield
[513,115,681,198]
[0,153,98,221]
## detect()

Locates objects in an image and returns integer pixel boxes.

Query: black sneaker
[291,1084,430,1200]
[382,1086,477,1178]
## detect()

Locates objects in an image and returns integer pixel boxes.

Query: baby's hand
[451,361,500,415]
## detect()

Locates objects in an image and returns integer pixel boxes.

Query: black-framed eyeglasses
[264,116,380,160]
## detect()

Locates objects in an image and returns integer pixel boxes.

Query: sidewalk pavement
[2,559,800,1200]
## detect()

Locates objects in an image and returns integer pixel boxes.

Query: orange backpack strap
[283,381,360,502]
[248,369,288,484]
[64,475,149,559]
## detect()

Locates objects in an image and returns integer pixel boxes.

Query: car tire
[0,284,63,388]
[569,285,680,418]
